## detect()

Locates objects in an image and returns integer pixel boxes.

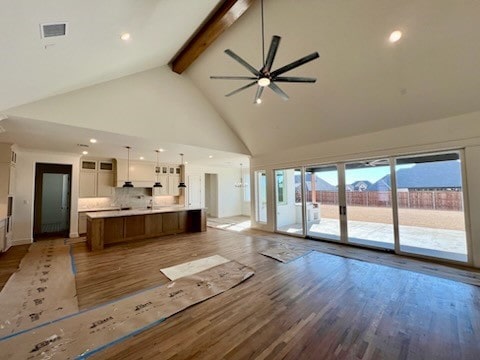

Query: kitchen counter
[78,207,121,213]
[86,206,203,219]
[86,207,206,251]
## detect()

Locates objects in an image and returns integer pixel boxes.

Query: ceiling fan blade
[268,82,289,101]
[262,35,281,73]
[254,86,264,103]
[225,49,261,76]
[274,76,317,83]
[270,52,320,77]
[225,81,257,97]
[211,76,258,80]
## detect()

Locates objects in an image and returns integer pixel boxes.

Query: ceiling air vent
[40,22,68,38]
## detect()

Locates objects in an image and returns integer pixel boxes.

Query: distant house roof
[349,180,372,191]
[295,174,337,191]
[368,160,461,190]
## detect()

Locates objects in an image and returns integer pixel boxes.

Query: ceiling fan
[210,0,319,104]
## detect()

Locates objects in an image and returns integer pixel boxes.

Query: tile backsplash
[78,188,179,210]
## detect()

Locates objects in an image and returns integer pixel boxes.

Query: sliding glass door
[395,153,468,262]
[345,160,395,249]
[274,150,470,264]
[275,168,304,236]
[305,165,341,241]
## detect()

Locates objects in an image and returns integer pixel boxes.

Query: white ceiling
[0,116,249,167]
[187,0,480,155]
[0,0,221,110]
[1,0,479,160]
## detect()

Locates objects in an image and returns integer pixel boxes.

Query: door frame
[33,163,72,239]
[274,149,472,266]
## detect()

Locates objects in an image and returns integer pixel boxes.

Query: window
[276,171,287,205]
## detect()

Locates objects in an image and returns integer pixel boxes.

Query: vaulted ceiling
[1,0,479,160]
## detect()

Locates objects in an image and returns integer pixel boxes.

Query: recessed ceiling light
[139,156,144,160]
[158,148,165,152]
[389,30,402,43]
[256,98,262,104]
[208,155,213,158]
[82,151,88,155]
[184,161,188,165]
[89,138,97,143]
[121,33,131,41]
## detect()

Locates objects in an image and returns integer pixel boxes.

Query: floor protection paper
[259,244,313,263]
[160,255,230,280]
[0,260,254,360]
[0,239,79,338]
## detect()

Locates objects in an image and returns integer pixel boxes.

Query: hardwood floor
[0,244,29,290]
[66,228,480,360]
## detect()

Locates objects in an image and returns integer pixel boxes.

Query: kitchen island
[86,207,206,250]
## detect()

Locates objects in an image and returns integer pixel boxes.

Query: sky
[317,164,414,186]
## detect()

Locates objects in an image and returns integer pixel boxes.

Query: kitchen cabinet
[79,171,96,197]
[79,158,115,198]
[168,174,181,196]
[97,172,114,197]
[86,208,205,250]
[152,175,169,196]
[78,213,87,235]
[116,159,182,196]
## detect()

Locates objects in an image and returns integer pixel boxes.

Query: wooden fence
[301,191,463,211]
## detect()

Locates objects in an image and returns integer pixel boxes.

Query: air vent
[40,22,68,38]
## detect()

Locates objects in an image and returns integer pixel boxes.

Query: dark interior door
[34,163,72,239]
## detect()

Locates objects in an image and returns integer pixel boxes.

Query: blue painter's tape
[70,244,77,275]
[0,281,168,342]
[74,317,167,359]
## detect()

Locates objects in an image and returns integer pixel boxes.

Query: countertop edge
[86,207,204,219]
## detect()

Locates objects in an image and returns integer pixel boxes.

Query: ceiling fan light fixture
[258,77,270,87]
[389,30,402,43]
[210,0,319,103]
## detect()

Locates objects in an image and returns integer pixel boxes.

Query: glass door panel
[305,165,341,241]
[395,152,468,262]
[255,170,267,223]
[345,160,395,249]
[275,168,304,235]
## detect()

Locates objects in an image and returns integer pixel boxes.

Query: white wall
[13,149,80,244]
[186,165,250,218]
[249,111,480,267]
[6,65,250,155]
[275,169,297,228]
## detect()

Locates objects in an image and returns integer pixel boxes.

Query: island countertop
[86,206,206,250]
[86,206,204,219]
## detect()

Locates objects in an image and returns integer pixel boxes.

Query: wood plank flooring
[66,228,480,360]
[0,244,29,290]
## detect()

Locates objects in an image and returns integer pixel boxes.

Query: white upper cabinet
[79,158,115,198]
[116,158,182,196]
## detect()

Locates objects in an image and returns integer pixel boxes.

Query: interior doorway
[34,163,72,239]
[187,175,202,208]
[205,174,218,217]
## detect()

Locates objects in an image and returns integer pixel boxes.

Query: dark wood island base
[87,207,206,251]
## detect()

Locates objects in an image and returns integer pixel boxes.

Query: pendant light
[123,146,134,188]
[153,150,163,188]
[178,153,187,188]
[235,163,247,188]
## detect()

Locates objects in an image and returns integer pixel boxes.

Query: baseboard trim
[11,238,33,246]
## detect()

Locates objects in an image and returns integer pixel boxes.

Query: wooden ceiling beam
[170,0,256,74]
